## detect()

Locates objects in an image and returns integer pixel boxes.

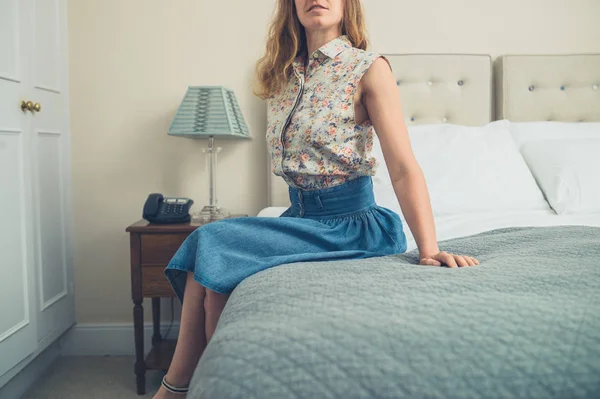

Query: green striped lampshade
[168,86,251,139]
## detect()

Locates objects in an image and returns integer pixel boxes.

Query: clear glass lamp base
[193,137,233,223]
[192,205,229,222]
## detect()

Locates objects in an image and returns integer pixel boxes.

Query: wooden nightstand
[126,216,246,395]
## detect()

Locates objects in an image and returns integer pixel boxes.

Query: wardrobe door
[29,0,75,350]
[0,0,38,378]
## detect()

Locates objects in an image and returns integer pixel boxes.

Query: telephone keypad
[163,204,185,214]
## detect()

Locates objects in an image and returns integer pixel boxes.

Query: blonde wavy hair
[254,0,368,99]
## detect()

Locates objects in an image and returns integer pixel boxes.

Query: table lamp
[168,86,250,222]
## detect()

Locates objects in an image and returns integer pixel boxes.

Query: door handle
[21,100,34,112]
[20,101,42,113]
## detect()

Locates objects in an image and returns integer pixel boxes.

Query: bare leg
[153,272,206,399]
[153,275,231,398]
[205,290,230,342]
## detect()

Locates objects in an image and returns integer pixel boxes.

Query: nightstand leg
[133,299,146,395]
[152,297,162,348]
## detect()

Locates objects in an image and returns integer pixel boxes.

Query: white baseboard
[59,322,180,357]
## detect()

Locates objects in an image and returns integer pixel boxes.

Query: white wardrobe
[0,0,75,388]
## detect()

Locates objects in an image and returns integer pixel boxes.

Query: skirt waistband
[287,176,376,218]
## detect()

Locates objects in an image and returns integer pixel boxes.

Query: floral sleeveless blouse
[266,35,383,190]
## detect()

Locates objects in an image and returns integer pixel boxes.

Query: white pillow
[372,122,551,216]
[492,120,600,149]
[520,139,600,214]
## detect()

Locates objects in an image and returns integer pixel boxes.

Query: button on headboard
[385,54,492,126]
[268,54,493,207]
[496,54,600,122]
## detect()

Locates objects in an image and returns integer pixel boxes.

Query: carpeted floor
[22,356,166,399]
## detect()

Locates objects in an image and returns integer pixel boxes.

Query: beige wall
[68,0,600,324]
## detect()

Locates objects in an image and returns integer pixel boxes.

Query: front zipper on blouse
[279,69,305,187]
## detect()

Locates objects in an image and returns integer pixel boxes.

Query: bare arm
[358,58,478,267]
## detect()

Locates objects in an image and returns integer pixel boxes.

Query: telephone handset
[143,193,194,224]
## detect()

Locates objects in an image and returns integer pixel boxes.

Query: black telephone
[143,193,194,224]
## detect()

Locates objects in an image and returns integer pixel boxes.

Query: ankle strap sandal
[161,376,189,394]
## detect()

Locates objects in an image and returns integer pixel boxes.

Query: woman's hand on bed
[419,251,479,267]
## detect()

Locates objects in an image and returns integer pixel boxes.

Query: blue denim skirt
[164,176,407,301]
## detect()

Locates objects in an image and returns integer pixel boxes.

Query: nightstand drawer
[142,266,175,297]
[141,234,188,265]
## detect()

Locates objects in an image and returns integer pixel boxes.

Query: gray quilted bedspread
[189,226,600,399]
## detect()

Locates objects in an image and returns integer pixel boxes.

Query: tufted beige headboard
[268,54,493,207]
[496,54,600,122]
[388,54,492,126]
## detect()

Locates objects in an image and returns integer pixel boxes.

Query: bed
[188,54,600,398]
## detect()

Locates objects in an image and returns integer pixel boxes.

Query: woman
[155,0,479,397]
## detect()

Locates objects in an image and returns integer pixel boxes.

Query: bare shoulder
[361,56,396,95]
